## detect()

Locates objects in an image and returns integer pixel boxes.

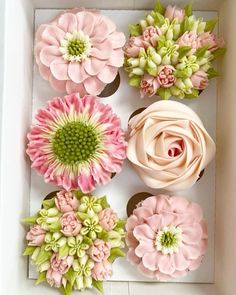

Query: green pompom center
[52,121,100,165]
[67,39,87,57]
[160,231,178,248]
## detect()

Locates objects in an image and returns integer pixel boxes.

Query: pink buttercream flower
[142,26,162,47]
[198,32,225,52]
[92,260,112,281]
[35,9,126,95]
[46,254,73,288]
[126,195,208,281]
[123,36,144,57]
[157,65,176,88]
[191,70,209,90]
[60,212,82,237]
[26,94,127,193]
[164,5,185,22]
[26,225,46,246]
[177,32,201,55]
[140,74,160,98]
[88,239,111,262]
[55,190,79,213]
[98,208,118,231]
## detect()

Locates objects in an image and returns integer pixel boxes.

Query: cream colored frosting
[127,100,216,191]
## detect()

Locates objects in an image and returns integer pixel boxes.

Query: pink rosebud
[165,5,185,22]
[98,208,118,231]
[157,65,176,88]
[140,74,160,98]
[190,70,209,90]
[92,260,112,281]
[88,239,111,262]
[55,190,79,213]
[177,32,201,55]
[198,32,225,52]
[60,212,82,237]
[123,36,144,57]
[46,254,73,288]
[26,225,46,246]
[142,26,162,47]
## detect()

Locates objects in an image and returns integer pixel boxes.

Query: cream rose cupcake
[127,100,215,191]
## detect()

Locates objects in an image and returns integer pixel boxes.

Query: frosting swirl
[127,100,215,191]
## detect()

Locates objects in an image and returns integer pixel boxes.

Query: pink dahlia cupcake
[35,8,125,95]
[126,194,208,281]
[26,94,127,192]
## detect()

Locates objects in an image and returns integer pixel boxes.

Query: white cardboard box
[0,0,236,295]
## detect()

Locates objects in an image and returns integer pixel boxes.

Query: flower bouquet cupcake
[23,190,126,294]
[126,194,208,280]
[35,8,125,95]
[26,94,127,193]
[127,100,215,191]
[124,1,225,99]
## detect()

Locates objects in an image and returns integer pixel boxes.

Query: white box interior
[1,0,236,294]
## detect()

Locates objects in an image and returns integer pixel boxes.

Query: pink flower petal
[38,64,50,80]
[76,11,96,36]
[57,12,77,33]
[181,223,203,244]
[158,255,175,275]
[40,46,61,67]
[137,261,155,278]
[83,76,105,95]
[142,251,162,271]
[41,25,65,46]
[125,215,139,231]
[109,31,126,48]
[126,232,139,248]
[84,57,106,76]
[126,249,141,265]
[155,270,172,281]
[188,256,203,271]
[107,49,124,67]
[146,214,163,232]
[187,202,203,222]
[77,171,96,193]
[50,57,69,80]
[135,239,155,258]
[169,196,189,213]
[91,39,113,60]
[98,66,118,84]
[49,74,66,92]
[133,206,153,222]
[68,62,88,83]
[133,224,155,241]
[173,251,189,271]
[66,80,87,96]
[181,243,201,260]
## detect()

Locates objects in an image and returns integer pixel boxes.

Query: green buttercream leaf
[158,88,172,100]
[178,46,192,59]
[23,245,36,256]
[64,268,77,285]
[47,221,61,232]
[60,282,72,295]
[157,35,166,49]
[154,0,165,15]
[83,236,93,246]
[128,24,142,36]
[22,214,38,225]
[74,190,86,200]
[99,195,110,209]
[42,198,55,210]
[35,247,52,265]
[205,19,218,32]
[129,75,141,87]
[108,247,125,263]
[151,11,165,27]
[181,16,191,33]
[207,68,220,79]
[97,230,109,242]
[77,212,90,221]
[35,271,46,285]
[59,244,70,259]
[184,2,193,17]
[174,69,190,79]
[212,47,227,59]
[184,89,199,98]
[114,219,126,231]
[195,45,209,59]
[92,279,104,294]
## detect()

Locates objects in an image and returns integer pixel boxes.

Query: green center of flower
[67,39,87,57]
[155,226,182,254]
[52,121,101,165]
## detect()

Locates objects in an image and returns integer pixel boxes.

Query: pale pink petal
[40,46,61,67]
[125,215,139,231]
[109,32,126,48]
[57,12,77,33]
[146,214,163,232]
[169,196,189,213]
[84,57,106,76]
[133,224,155,241]
[38,64,51,80]
[126,232,139,248]
[137,261,155,278]
[107,49,124,67]
[187,202,203,222]
[83,76,105,95]
[91,40,113,60]
[188,256,203,271]
[158,255,175,275]
[135,239,155,257]
[50,57,69,80]
[173,252,189,271]
[181,223,203,244]
[76,11,96,36]
[155,270,172,281]
[68,62,88,83]
[200,220,208,239]
[98,66,118,83]
[126,249,141,265]
[77,171,96,193]
[181,243,201,260]
[66,80,87,96]
[49,74,66,92]
[133,206,153,222]
[142,251,162,271]
[41,25,65,46]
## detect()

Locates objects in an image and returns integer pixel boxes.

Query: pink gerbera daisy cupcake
[35,8,126,95]
[126,194,208,281]
[26,94,127,192]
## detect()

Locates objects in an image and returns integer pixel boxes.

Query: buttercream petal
[38,64,50,80]
[158,255,175,274]
[68,62,88,83]
[90,40,113,60]
[49,74,66,92]
[50,57,69,80]
[135,239,155,257]
[125,215,139,231]
[109,31,126,48]
[41,25,65,46]
[146,214,163,232]
[173,251,189,271]
[133,224,155,241]
[40,46,61,67]
[142,251,162,271]
[83,76,105,95]
[84,57,106,76]
[137,261,155,278]
[181,223,203,244]
[66,80,87,96]
[127,249,141,265]
[107,49,124,67]
[98,66,117,83]
[57,12,77,33]
[76,11,96,36]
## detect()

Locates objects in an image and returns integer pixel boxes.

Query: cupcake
[123,1,225,99]
[26,94,127,192]
[35,8,125,95]
[126,194,208,280]
[127,100,215,191]
[23,190,126,294]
